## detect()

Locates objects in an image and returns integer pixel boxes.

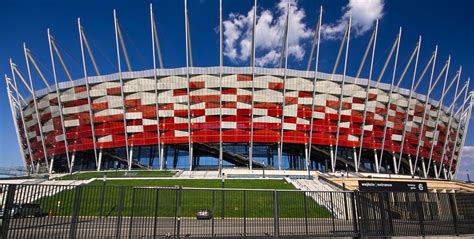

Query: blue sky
[0,0,473,180]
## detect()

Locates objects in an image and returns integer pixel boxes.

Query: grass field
[58,170,176,180]
[39,179,331,218]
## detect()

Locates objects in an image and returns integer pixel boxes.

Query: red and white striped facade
[6,66,472,178]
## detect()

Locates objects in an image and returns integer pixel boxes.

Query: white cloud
[322,0,384,40]
[223,0,313,67]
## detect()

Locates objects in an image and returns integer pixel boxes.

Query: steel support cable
[50,39,74,82]
[120,22,149,68]
[80,28,101,76]
[25,50,52,91]
[52,37,83,69]
[331,26,349,79]
[116,22,132,72]
[395,44,419,88]
[152,14,164,69]
[355,28,376,79]
[306,15,321,72]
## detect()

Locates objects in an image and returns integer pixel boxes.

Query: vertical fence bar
[128,188,136,239]
[243,190,247,237]
[415,192,425,236]
[152,188,160,238]
[1,184,16,239]
[330,192,336,233]
[303,191,308,235]
[351,192,359,236]
[273,190,279,238]
[448,193,459,235]
[115,187,125,239]
[69,185,82,239]
[211,190,215,237]
[175,186,182,238]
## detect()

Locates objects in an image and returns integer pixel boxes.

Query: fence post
[351,191,359,237]
[69,185,82,239]
[1,184,16,239]
[273,190,279,238]
[385,192,394,236]
[99,180,106,218]
[152,188,160,239]
[115,187,126,239]
[243,190,247,237]
[343,190,349,220]
[414,192,425,236]
[330,192,336,233]
[175,186,182,239]
[211,190,215,237]
[378,192,388,237]
[303,191,308,235]
[128,188,136,239]
[448,193,459,235]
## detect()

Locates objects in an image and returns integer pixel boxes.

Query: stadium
[4,2,473,180]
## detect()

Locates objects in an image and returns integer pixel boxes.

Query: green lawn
[89,178,296,189]
[38,179,331,218]
[58,170,176,180]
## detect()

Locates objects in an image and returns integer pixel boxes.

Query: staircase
[288,177,351,219]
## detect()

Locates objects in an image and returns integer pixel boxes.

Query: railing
[0,183,473,238]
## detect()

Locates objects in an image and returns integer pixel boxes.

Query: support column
[248,0,257,171]
[329,145,334,172]
[128,146,133,170]
[433,163,438,179]
[189,143,193,170]
[305,144,309,172]
[448,82,471,177]
[357,20,378,170]
[22,45,50,172]
[70,152,76,173]
[373,149,379,173]
[97,149,103,172]
[278,2,291,172]
[399,37,422,176]
[307,6,323,176]
[414,46,439,172]
[150,4,162,172]
[160,144,165,170]
[379,28,402,167]
[421,159,427,178]
[78,19,99,169]
[392,153,398,174]
[333,16,352,172]
[47,29,71,172]
[408,155,413,176]
[113,11,131,171]
[49,156,55,174]
[5,76,33,172]
[218,0,223,176]
[352,147,358,172]
[184,0,192,171]
[277,142,282,170]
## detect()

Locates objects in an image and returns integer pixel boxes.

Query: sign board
[358,180,428,192]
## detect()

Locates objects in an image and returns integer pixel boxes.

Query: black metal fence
[0,183,473,238]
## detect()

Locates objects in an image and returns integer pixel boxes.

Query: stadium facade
[4,2,473,180]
